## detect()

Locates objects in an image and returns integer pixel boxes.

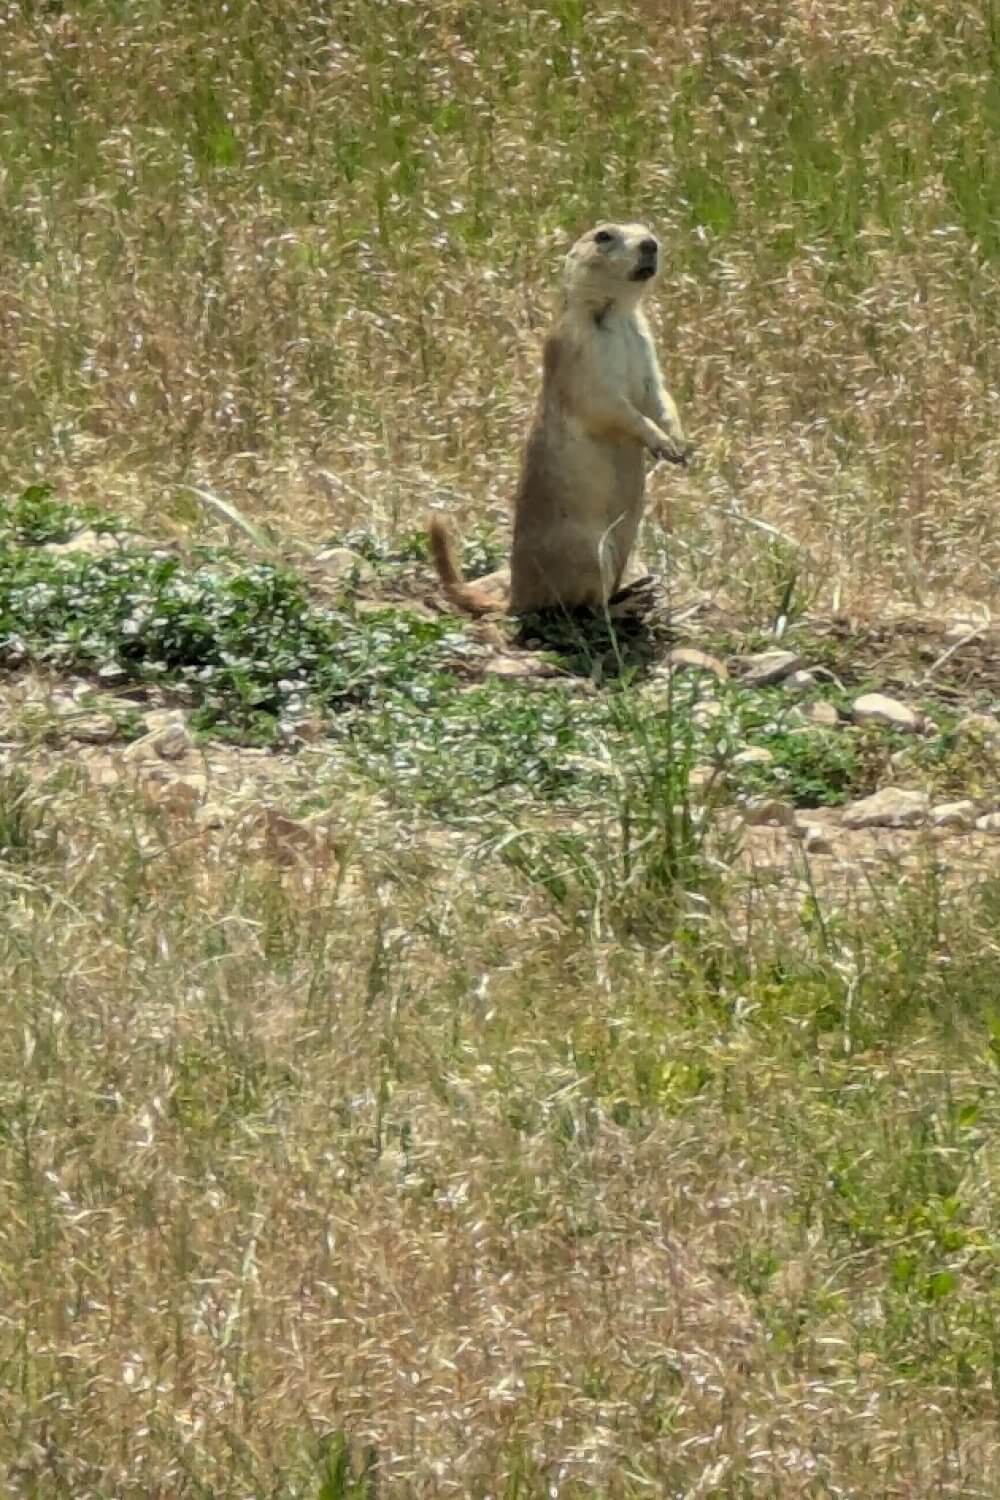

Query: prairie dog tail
[427,515,502,616]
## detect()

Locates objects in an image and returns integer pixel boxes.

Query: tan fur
[426,517,509,615]
[429,221,688,615]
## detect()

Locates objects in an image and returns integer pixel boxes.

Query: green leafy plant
[0,484,122,547]
[350,678,604,815]
[0,533,459,743]
[331,524,502,576]
[741,727,862,807]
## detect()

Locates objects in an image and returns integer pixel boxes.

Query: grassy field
[3,0,1000,1494]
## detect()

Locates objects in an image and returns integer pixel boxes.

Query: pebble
[931,800,978,831]
[955,714,1000,745]
[852,693,923,733]
[742,796,796,827]
[943,620,985,645]
[732,746,774,767]
[65,713,119,744]
[807,701,840,728]
[800,825,835,855]
[843,787,929,829]
[740,650,804,687]
[314,546,376,584]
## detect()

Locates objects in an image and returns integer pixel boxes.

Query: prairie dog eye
[593,229,615,245]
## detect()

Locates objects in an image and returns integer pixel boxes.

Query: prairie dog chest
[594,307,658,409]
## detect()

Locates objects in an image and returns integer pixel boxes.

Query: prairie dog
[428,221,688,616]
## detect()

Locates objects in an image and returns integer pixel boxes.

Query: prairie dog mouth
[631,262,657,281]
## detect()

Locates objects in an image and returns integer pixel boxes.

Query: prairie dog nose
[639,237,658,256]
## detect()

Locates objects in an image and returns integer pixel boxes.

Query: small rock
[784,669,816,690]
[739,650,803,687]
[483,654,558,680]
[282,714,327,743]
[123,712,192,764]
[665,647,729,681]
[955,713,1000,744]
[196,802,228,830]
[931,800,978,831]
[314,546,376,584]
[732,746,774,767]
[692,700,723,726]
[154,722,193,760]
[800,825,834,855]
[145,776,205,817]
[43,528,118,559]
[65,713,119,744]
[852,693,923,733]
[742,796,796,827]
[843,787,929,829]
[123,733,155,764]
[943,620,984,645]
[357,596,436,619]
[83,758,121,788]
[136,762,171,786]
[143,709,181,733]
[976,812,1000,835]
[807,701,840,728]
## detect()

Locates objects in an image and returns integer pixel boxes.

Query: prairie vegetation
[4,0,1000,611]
[3,1,1000,1494]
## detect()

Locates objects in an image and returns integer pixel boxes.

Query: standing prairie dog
[428,221,688,615]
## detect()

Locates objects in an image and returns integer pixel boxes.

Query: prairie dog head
[562,222,660,310]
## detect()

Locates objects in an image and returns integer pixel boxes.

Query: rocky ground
[3,531,999,901]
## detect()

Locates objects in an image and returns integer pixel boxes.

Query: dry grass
[2,0,999,610]
[4,757,1000,1495]
[4,0,1000,1494]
